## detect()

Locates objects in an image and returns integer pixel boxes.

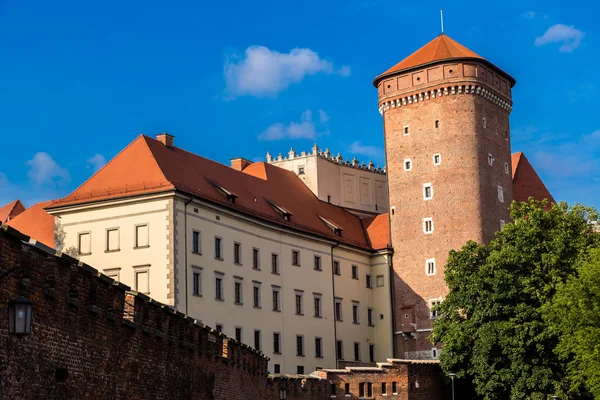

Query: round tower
[374,34,515,359]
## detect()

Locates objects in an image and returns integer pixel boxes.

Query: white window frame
[423,183,433,200]
[376,275,384,287]
[133,264,150,294]
[500,220,506,230]
[498,185,504,203]
[425,258,436,276]
[403,125,410,136]
[432,348,439,359]
[488,153,494,166]
[482,117,487,129]
[404,158,412,171]
[505,162,510,175]
[429,298,442,319]
[433,153,442,166]
[77,231,92,255]
[104,267,121,282]
[105,227,120,252]
[135,223,149,248]
[423,217,434,234]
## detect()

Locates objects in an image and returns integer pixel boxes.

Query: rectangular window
[352,303,359,324]
[336,340,343,360]
[314,295,322,317]
[253,248,260,270]
[367,382,373,397]
[314,255,322,271]
[392,382,398,394]
[500,220,506,229]
[366,274,372,288]
[404,125,409,135]
[233,242,241,264]
[354,342,360,361]
[192,230,200,253]
[345,383,350,395]
[404,158,412,171]
[359,383,365,398]
[192,270,201,296]
[430,299,442,318]
[351,265,358,279]
[433,153,441,165]
[435,120,439,128]
[296,335,304,356]
[135,224,149,248]
[253,283,261,308]
[423,183,433,200]
[216,324,223,333]
[483,117,487,129]
[426,258,436,276]
[106,228,119,251]
[315,337,323,357]
[335,298,342,321]
[423,218,434,234]
[488,153,494,166]
[297,366,304,375]
[135,269,149,294]
[78,232,91,255]
[295,291,303,315]
[215,237,222,259]
[254,330,261,351]
[369,344,375,362]
[274,364,280,374]
[367,308,374,326]
[298,166,305,175]
[505,162,510,174]
[271,253,279,274]
[215,276,223,300]
[104,268,120,282]
[235,327,242,342]
[333,260,340,275]
[498,185,504,203]
[376,275,385,287]
[432,348,439,359]
[273,332,281,354]
[234,281,242,304]
[292,250,300,266]
[272,288,280,311]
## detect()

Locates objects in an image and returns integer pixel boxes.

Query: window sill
[315,355,323,358]
[314,315,322,319]
[215,257,224,261]
[295,313,304,316]
[335,319,343,322]
[234,262,242,266]
[105,249,120,253]
[314,268,322,271]
[252,267,261,271]
[78,252,92,256]
[272,309,281,313]
[215,298,224,302]
[292,263,301,267]
[273,352,282,355]
[296,354,305,357]
[234,302,243,306]
[192,294,203,298]
[351,277,359,280]
[253,305,262,309]
[271,272,280,276]
[366,287,373,290]
[134,245,150,250]
[368,324,375,327]
[191,251,202,256]
[353,322,360,325]
[333,273,341,276]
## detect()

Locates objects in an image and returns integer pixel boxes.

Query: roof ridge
[140,135,173,186]
[432,35,446,60]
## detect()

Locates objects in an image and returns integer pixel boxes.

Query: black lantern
[8,296,32,336]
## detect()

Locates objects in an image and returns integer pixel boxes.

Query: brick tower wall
[377,61,514,358]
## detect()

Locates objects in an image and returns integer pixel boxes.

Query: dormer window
[206,178,238,204]
[318,216,343,237]
[265,198,293,221]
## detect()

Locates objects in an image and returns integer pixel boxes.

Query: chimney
[156,133,174,147]
[230,157,253,171]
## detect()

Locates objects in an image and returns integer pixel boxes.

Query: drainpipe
[330,241,340,368]
[183,196,193,315]
[387,250,397,358]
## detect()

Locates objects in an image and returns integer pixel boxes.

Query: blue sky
[0,0,598,210]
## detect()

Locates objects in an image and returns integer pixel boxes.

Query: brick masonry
[378,61,514,358]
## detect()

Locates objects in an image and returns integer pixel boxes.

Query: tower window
[432,348,439,359]
[433,154,441,165]
[426,258,436,276]
[391,206,395,215]
[430,299,442,318]
[498,186,504,203]
[505,162,509,175]
[423,183,433,200]
[423,218,434,234]
[403,125,409,135]
[483,117,487,129]
[488,153,494,166]
[435,120,439,128]
[404,159,412,171]
[298,166,305,175]
[500,220,506,230]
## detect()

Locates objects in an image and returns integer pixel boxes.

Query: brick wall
[0,224,268,400]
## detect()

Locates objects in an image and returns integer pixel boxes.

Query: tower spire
[440,9,444,34]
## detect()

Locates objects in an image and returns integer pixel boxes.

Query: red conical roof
[373,34,513,86]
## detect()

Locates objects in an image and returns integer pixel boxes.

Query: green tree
[431,200,599,399]
[545,248,600,398]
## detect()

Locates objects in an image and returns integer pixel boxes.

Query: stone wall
[0,224,268,400]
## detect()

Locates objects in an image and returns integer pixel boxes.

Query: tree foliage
[431,200,599,399]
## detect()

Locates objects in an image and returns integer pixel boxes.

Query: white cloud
[349,141,384,159]
[535,24,584,52]
[258,110,330,141]
[522,11,536,19]
[26,152,71,187]
[224,46,350,98]
[87,154,106,172]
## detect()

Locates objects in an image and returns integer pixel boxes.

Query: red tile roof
[373,34,515,87]
[362,214,390,250]
[0,200,26,223]
[49,135,372,249]
[512,152,555,205]
[5,201,54,247]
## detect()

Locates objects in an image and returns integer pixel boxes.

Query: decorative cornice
[378,84,512,115]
